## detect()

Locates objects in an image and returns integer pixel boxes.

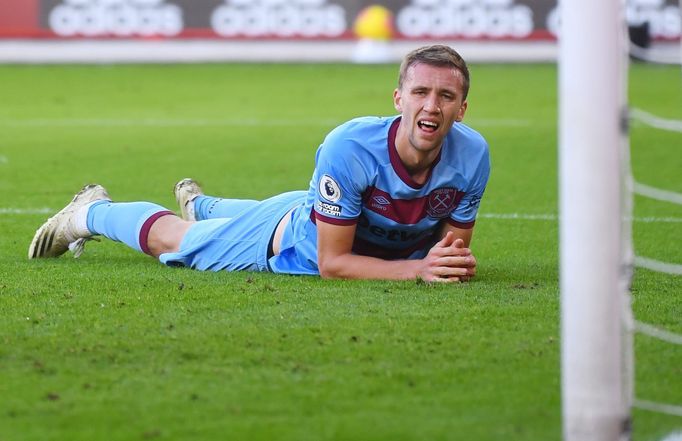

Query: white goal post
[559,0,632,440]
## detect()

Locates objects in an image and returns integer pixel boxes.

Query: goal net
[559,0,681,440]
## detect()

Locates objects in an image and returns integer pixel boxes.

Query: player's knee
[146,216,193,257]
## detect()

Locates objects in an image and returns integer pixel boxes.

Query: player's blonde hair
[398,45,470,100]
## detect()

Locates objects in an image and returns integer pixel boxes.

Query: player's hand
[417,231,477,283]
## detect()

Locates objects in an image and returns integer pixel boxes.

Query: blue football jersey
[268,115,490,275]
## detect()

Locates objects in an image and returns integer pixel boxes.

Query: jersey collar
[388,116,443,190]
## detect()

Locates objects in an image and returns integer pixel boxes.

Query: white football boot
[174,178,203,221]
[28,184,111,259]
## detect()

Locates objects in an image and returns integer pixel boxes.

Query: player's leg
[144,215,193,257]
[86,200,183,256]
[174,178,258,221]
[28,184,186,259]
[29,184,308,273]
[160,190,307,272]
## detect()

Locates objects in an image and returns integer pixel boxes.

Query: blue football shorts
[159,191,307,272]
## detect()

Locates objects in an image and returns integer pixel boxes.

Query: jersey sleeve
[312,128,371,226]
[448,139,491,229]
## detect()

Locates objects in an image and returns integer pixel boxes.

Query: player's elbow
[317,254,346,279]
[318,268,336,279]
[317,260,339,279]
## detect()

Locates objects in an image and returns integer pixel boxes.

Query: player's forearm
[317,253,420,280]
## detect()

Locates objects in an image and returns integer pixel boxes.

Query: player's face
[393,63,468,155]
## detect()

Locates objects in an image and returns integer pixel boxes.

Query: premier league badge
[426,187,458,218]
[319,174,342,203]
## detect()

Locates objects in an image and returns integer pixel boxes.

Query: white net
[624,41,682,418]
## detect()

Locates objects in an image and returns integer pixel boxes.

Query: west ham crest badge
[426,187,458,218]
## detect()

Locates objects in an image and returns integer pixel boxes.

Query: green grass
[0,61,680,441]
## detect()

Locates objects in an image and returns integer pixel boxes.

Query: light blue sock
[87,201,173,253]
[193,196,258,220]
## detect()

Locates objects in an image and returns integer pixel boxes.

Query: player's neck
[395,142,441,185]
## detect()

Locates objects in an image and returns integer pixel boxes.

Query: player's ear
[455,100,468,122]
[393,88,402,112]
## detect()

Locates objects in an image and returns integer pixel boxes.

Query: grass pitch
[0,61,680,441]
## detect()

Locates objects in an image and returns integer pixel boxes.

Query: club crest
[426,187,458,218]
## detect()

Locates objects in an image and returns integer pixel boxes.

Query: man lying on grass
[29,44,490,283]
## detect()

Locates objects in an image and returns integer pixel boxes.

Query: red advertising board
[0,0,679,41]
[0,0,39,36]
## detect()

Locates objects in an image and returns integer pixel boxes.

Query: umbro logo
[371,195,391,212]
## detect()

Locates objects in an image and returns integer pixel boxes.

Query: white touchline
[0,207,52,215]
[3,208,681,223]
[0,117,337,127]
[0,117,534,128]
[479,213,682,223]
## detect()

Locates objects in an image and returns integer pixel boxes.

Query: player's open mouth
[418,120,439,132]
